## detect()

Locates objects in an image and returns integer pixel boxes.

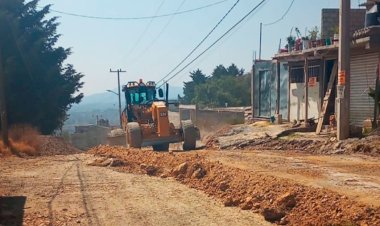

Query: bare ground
[1,129,380,225]
[204,150,380,207]
[0,154,268,226]
[88,146,380,225]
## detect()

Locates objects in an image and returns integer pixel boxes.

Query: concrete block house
[252,4,380,132]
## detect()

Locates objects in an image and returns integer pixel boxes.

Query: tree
[0,0,84,134]
[182,64,250,108]
[182,69,207,104]
[227,63,240,76]
[211,65,228,78]
[190,69,207,85]
[212,64,245,78]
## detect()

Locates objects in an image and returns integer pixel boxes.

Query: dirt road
[88,146,380,225]
[205,150,380,207]
[0,154,269,226]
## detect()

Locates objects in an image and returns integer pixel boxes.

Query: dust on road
[0,154,268,226]
[89,145,380,225]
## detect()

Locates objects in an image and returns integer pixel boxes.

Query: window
[308,65,320,82]
[290,64,321,83]
[290,66,304,83]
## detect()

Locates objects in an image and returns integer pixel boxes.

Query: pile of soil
[37,136,81,156]
[89,145,380,225]
[206,126,380,156]
[233,135,380,156]
[204,126,235,147]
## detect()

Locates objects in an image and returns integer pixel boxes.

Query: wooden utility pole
[373,64,380,129]
[259,23,262,60]
[304,57,309,127]
[251,63,255,118]
[336,0,351,140]
[110,69,126,128]
[276,61,281,115]
[0,47,9,147]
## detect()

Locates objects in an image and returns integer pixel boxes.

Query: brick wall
[321,9,366,38]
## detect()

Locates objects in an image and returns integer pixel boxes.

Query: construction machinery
[121,79,198,151]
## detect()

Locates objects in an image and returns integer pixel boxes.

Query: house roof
[359,0,380,8]
[273,26,380,61]
[353,26,380,39]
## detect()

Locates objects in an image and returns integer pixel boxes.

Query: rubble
[205,124,380,156]
[38,136,81,156]
[89,145,380,225]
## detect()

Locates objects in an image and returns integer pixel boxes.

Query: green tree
[227,63,243,76]
[211,65,228,78]
[0,0,84,134]
[182,69,207,104]
[182,64,250,108]
[190,69,207,84]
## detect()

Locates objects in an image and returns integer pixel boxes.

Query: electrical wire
[262,0,295,26]
[157,0,267,88]
[41,0,229,20]
[156,0,241,85]
[130,0,187,64]
[121,0,166,63]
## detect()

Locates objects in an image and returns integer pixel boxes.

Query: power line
[262,0,295,26]
[42,0,229,20]
[156,0,241,85]
[121,0,166,62]
[130,0,187,64]
[157,0,267,88]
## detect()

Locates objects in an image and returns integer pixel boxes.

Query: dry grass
[0,140,12,156]
[0,124,42,156]
[252,121,271,127]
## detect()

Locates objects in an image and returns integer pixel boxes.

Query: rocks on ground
[88,145,380,225]
[205,124,380,156]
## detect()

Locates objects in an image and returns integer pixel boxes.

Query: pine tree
[0,0,84,134]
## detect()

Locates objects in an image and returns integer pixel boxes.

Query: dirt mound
[206,128,380,156]
[89,145,380,225]
[0,125,42,157]
[37,136,81,156]
[241,135,380,156]
[204,125,234,148]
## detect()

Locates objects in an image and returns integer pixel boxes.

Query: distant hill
[64,85,183,130]
[70,85,183,113]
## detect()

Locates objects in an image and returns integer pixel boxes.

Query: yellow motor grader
[121,80,198,151]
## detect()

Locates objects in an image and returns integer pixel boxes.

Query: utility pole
[110,69,126,128]
[259,22,262,60]
[0,46,9,147]
[373,64,379,129]
[304,57,309,127]
[336,0,351,140]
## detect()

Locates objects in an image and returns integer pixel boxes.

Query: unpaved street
[2,145,380,225]
[205,150,380,207]
[0,154,268,226]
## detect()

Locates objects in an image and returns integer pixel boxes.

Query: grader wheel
[182,120,197,151]
[126,122,142,148]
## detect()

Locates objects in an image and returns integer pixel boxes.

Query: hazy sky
[36,0,365,95]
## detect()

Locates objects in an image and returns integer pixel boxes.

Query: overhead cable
[157,0,267,88]
[156,0,241,85]
[122,0,166,62]
[130,0,187,64]
[262,0,295,26]
[42,0,229,20]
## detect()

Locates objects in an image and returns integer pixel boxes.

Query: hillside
[64,86,183,130]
